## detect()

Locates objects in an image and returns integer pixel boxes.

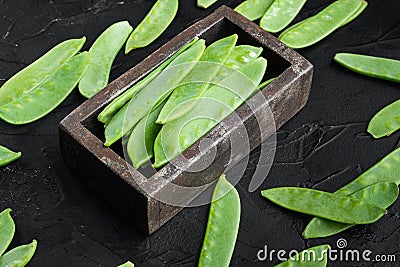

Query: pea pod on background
[368,99,400,138]
[0,240,37,267]
[0,209,15,256]
[0,52,90,125]
[0,38,85,106]
[234,0,274,21]
[0,146,22,167]
[198,175,240,267]
[125,0,178,53]
[79,21,133,98]
[275,244,330,267]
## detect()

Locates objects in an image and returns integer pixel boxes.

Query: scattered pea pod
[0,209,15,256]
[260,0,307,33]
[79,21,133,98]
[234,0,274,21]
[275,244,330,267]
[303,182,399,239]
[368,99,400,138]
[125,0,178,53]
[197,0,219,9]
[198,175,240,267]
[118,261,134,267]
[0,52,90,125]
[97,38,199,124]
[279,0,364,49]
[104,39,206,146]
[334,53,400,83]
[261,187,386,224]
[0,37,85,106]
[0,146,22,167]
[153,57,267,168]
[0,240,37,267]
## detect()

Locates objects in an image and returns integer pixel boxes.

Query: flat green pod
[125,0,178,53]
[79,21,133,98]
[368,99,400,138]
[0,146,21,167]
[0,37,85,106]
[0,209,15,256]
[275,244,330,267]
[0,52,90,125]
[197,0,219,9]
[234,0,275,21]
[260,0,307,33]
[278,0,363,49]
[261,187,386,224]
[0,240,37,267]
[198,175,240,267]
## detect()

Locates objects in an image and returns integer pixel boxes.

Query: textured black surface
[0,0,399,266]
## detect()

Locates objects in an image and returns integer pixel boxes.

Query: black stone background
[0,0,399,266]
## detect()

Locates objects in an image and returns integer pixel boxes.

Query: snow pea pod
[97,38,199,124]
[303,182,399,239]
[118,261,134,267]
[79,21,133,98]
[368,99,400,138]
[0,37,85,106]
[157,35,238,124]
[334,53,400,83]
[260,0,307,33]
[0,209,15,256]
[275,244,330,267]
[104,40,206,146]
[198,175,240,267]
[0,240,37,267]
[278,0,363,49]
[0,52,90,125]
[153,57,267,168]
[0,146,21,167]
[234,0,274,21]
[125,0,178,53]
[197,0,219,9]
[261,187,386,224]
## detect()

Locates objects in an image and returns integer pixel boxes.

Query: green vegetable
[104,39,206,146]
[303,182,399,238]
[0,209,15,256]
[275,244,330,267]
[0,240,37,267]
[279,0,363,49]
[0,52,90,125]
[260,0,307,33]
[0,37,85,106]
[334,53,400,83]
[234,0,274,21]
[0,146,21,167]
[368,99,400,138]
[261,187,386,224]
[197,0,219,9]
[153,57,267,168]
[98,38,199,124]
[125,0,178,53]
[198,175,240,267]
[117,261,134,267]
[79,21,133,98]
[340,0,367,26]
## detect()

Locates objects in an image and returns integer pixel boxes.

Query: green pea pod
[261,187,386,224]
[334,53,400,83]
[127,102,165,168]
[260,0,307,33]
[234,0,275,21]
[97,38,199,124]
[125,0,178,53]
[0,52,90,125]
[197,0,219,9]
[198,175,240,267]
[0,240,37,267]
[0,38,85,106]
[275,244,330,267]
[278,0,363,49]
[153,57,267,168]
[340,0,367,26]
[104,40,206,146]
[368,99,400,138]
[118,261,134,267]
[157,35,238,124]
[303,182,399,239]
[0,146,21,167]
[79,21,133,98]
[0,209,15,256]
